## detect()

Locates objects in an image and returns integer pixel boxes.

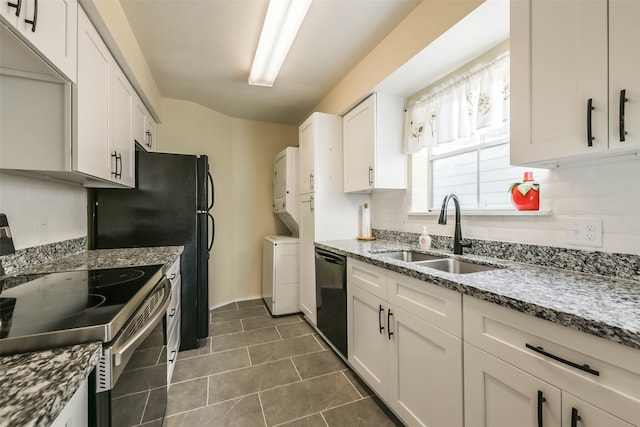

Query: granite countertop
[0,246,183,427]
[317,239,640,351]
[0,342,102,427]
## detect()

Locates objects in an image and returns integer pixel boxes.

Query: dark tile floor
[164,299,402,427]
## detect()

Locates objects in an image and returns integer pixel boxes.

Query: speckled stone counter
[18,246,183,275]
[0,342,101,427]
[317,239,640,350]
[0,246,183,426]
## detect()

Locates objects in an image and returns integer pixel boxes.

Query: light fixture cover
[249,0,312,87]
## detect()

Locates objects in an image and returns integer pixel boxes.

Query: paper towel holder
[357,203,376,241]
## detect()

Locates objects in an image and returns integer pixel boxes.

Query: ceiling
[118,0,422,125]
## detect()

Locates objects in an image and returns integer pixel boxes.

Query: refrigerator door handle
[207,171,214,210]
[207,213,215,252]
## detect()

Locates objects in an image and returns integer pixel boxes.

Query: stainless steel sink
[380,251,445,262]
[414,258,497,274]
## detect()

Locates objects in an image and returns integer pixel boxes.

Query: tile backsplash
[372,157,640,256]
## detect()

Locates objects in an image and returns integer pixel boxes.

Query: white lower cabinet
[464,343,562,427]
[347,258,463,427]
[463,295,640,427]
[50,377,88,427]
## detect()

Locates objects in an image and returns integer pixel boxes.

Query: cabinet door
[511,0,607,165]
[75,7,111,181]
[111,65,134,187]
[562,392,635,427]
[299,196,316,324]
[347,283,388,398]
[133,97,147,149]
[464,343,561,427]
[343,95,375,192]
[18,0,77,82]
[389,306,463,427]
[298,115,315,194]
[608,0,640,151]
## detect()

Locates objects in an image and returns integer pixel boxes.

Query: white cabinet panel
[111,66,134,187]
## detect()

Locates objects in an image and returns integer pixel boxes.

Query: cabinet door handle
[111,151,118,177]
[586,98,594,147]
[310,173,314,191]
[537,390,546,427]
[169,350,177,363]
[619,89,628,142]
[571,407,582,427]
[116,153,123,179]
[526,343,600,376]
[368,166,373,186]
[7,0,22,17]
[378,304,384,334]
[24,0,37,31]
[310,194,314,212]
[169,308,176,318]
[387,309,394,340]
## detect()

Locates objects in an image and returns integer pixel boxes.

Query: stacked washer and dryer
[262,147,300,316]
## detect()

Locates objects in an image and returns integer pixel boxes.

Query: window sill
[409,209,553,217]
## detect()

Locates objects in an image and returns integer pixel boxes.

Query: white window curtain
[404,52,510,154]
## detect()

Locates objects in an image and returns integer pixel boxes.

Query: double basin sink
[379,251,498,274]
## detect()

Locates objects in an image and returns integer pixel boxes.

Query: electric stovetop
[0,264,164,355]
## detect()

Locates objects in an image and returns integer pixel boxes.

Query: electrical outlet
[566,217,602,247]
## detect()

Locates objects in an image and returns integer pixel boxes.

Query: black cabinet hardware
[620,89,627,142]
[586,98,594,147]
[526,343,600,376]
[169,308,176,318]
[207,213,215,252]
[387,309,394,339]
[111,151,118,177]
[378,305,384,334]
[169,350,177,363]
[7,0,22,16]
[368,166,373,186]
[571,407,581,427]
[537,390,546,427]
[24,0,36,31]
[115,153,122,179]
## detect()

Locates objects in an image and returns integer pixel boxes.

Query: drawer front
[463,295,640,413]
[165,257,180,285]
[167,308,181,385]
[166,275,181,331]
[347,258,387,299]
[387,270,462,337]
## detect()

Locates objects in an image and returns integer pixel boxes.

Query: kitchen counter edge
[317,239,640,351]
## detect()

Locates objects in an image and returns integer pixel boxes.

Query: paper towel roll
[361,203,371,238]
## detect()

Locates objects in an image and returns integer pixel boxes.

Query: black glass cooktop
[0,265,163,350]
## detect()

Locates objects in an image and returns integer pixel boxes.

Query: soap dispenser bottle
[419,226,431,250]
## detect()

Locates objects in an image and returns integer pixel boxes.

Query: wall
[371,156,640,255]
[314,0,483,117]
[0,172,86,250]
[158,98,297,308]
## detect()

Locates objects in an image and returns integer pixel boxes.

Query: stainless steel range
[0,264,171,426]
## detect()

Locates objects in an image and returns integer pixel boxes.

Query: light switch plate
[566,217,602,247]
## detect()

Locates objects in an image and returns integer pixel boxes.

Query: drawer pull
[571,408,582,427]
[526,343,600,376]
[537,390,546,427]
[169,350,177,363]
[378,304,384,334]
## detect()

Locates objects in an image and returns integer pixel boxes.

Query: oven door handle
[112,279,172,366]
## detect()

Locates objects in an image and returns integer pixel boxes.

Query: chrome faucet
[438,194,471,255]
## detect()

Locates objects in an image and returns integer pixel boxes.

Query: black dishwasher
[315,248,347,358]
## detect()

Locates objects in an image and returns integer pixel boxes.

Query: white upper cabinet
[75,7,134,188]
[511,0,640,166]
[134,95,157,152]
[75,6,111,182]
[608,0,640,151]
[0,0,77,82]
[343,93,406,192]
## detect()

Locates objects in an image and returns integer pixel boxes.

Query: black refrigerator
[90,150,214,351]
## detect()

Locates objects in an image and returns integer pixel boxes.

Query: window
[406,43,547,212]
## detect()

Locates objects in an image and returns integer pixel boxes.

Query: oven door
[91,278,171,427]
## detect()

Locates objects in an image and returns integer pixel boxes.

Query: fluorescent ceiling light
[249,0,312,87]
